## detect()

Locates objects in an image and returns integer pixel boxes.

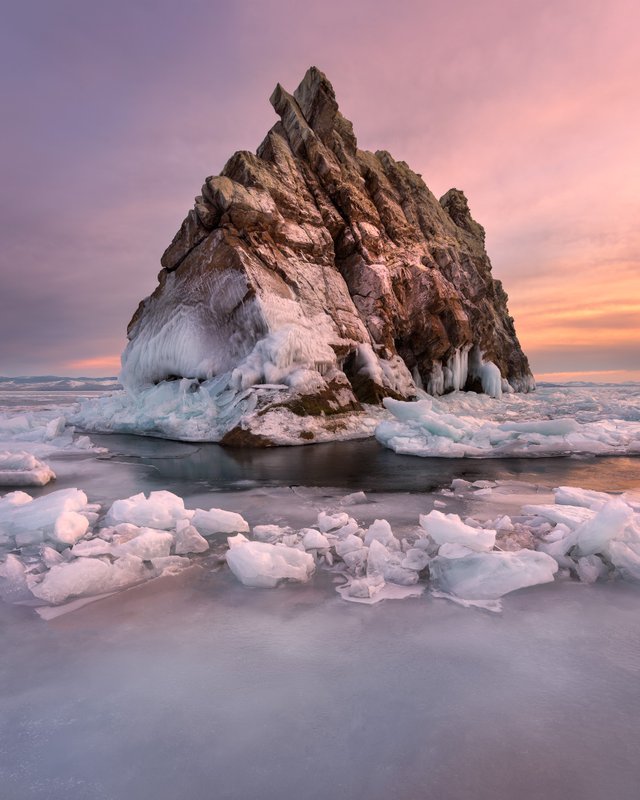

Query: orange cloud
[65,355,121,373]
[535,369,640,383]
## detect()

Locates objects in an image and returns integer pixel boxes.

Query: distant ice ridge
[3,480,640,615]
[377,383,640,457]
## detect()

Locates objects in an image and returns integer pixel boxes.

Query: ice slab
[104,491,188,530]
[191,508,250,536]
[174,520,209,554]
[226,535,315,588]
[0,450,56,486]
[419,510,496,552]
[0,488,91,548]
[30,554,149,605]
[430,549,558,600]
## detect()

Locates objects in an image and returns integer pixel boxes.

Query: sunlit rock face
[122,67,534,443]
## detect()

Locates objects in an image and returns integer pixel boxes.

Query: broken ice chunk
[301,529,330,550]
[573,499,634,556]
[252,524,289,543]
[191,507,249,536]
[51,511,90,546]
[363,519,399,549]
[335,534,365,557]
[367,539,418,586]
[607,541,640,581]
[438,543,476,559]
[70,538,113,558]
[0,554,30,602]
[151,555,191,575]
[339,491,368,505]
[317,511,350,533]
[430,549,558,600]
[112,529,174,560]
[225,538,315,588]
[419,510,496,552]
[104,490,187,530]
[0,451,56,486]
[346,577,384,599]
[576,555,608,584]
[174,519,209,554]
[342,547,369,573]
[29,556,141,605]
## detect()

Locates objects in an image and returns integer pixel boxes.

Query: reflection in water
[89,434,640,494]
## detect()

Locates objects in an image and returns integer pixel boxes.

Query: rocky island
[82,67,534,445]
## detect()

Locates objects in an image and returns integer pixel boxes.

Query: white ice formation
[0,488,249,608]
[0,451,56,486]
[2,477,640,613]
[376,384,640,458]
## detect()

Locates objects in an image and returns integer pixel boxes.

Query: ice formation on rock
[75,66,533,445]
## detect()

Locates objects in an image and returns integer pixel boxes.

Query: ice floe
[376,384,640,458]
[225,534,315,588]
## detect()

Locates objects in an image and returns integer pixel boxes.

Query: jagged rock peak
[121,67,535,446]
[440,188,486,243]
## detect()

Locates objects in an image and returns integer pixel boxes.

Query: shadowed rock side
[121,67,534,445]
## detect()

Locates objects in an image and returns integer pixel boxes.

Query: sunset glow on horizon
[1,0,638,382]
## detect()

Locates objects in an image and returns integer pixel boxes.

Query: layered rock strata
[121,67,534,444]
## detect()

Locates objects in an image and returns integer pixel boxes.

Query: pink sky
[1,0,638,381]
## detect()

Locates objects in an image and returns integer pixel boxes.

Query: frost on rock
[0,451,56,486]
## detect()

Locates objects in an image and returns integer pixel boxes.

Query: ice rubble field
[377,383,640,457]
[1,479,640,615]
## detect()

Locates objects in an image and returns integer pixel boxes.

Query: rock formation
[120,67,534,445]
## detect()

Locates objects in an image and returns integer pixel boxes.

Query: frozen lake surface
[1,383,640,799]
[2,569,640,800]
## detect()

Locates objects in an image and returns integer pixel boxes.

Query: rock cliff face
[121,67,534,445]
